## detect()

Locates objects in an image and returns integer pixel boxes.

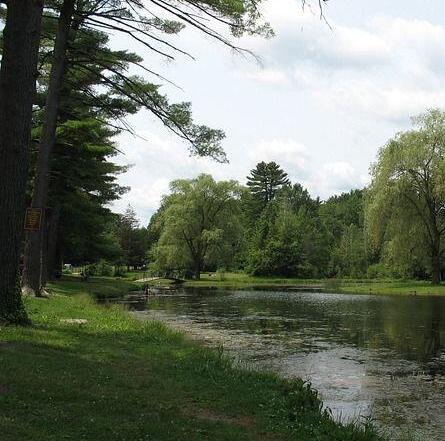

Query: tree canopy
[366,109,445,284]
[246,161,290,206]
[152,174,242,279]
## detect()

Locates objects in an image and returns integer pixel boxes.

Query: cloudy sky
[111,0,445,224]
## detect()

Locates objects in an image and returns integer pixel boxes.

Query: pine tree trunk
[41,210,49,286]
[45,207,61,280]
[23,0,76,296]
[0,1,44,324]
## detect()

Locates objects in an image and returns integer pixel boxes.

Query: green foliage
[331,225,367,278]
[366,263,393,279]
[246,161,290,207]
[366,109,445,283]
[320,189,367,278]
[115,205,148,269]
[246,178,329,278]
[149,166,370,280]
[154,174,242,278]
[85,260,115,277]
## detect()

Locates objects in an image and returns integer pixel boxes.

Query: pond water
[129,289,445,440]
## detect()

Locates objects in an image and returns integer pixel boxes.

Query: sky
[110,0,445,224]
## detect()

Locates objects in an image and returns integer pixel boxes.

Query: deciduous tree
[366,109,445,285]
[154,175,242,279]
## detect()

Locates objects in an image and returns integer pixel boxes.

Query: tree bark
[23,0,76,296]
[45,207,61,281]
[0,1,44,324]
[194,259,202,280]
[431,247,441,285]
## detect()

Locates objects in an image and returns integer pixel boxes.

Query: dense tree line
[145,163,367,279]
[147,109,445,285]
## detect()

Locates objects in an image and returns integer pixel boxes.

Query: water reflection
[131,289,445,440]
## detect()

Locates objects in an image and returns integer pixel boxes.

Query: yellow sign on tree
[24,208,43,231]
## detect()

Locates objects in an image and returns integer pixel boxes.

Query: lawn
[54,274,140,299]
[0,277,384,441]
[183,272,322,288]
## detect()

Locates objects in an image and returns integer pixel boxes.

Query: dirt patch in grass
[182,405,285,441]
[184,406,255,428]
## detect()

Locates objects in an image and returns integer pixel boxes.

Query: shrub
[95,260,114,277]
[114,266,126,278]
[367,263,392,279]
[216,267,227,281]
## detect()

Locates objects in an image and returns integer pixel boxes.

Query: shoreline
[181,276,445,296]
[0,277,385,441]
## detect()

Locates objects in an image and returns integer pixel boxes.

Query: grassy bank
[183,272,322,289]
[54,274,140,299]
[0,278,384,441]
[181,272,445,296]
[338,280,445,296]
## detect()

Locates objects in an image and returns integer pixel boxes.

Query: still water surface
[131,289,445,440]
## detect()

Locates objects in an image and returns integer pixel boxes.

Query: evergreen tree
[247,182,329,278]
[27,26,147,280]
[47,119,128,273]
[246,161,290,206]
[116,206,147,270]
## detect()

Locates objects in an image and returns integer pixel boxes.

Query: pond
[129,289,445,440]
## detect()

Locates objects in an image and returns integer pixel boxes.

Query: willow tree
[154,175,242,279]
[366,109,445,285]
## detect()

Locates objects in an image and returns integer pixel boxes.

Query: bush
[216,267,227,281]
[82,261,114,278]
[366,263,392,279]
[95,260,114,277]
[114,266,126,278]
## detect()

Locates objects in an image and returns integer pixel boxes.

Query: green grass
[0,278,384,441]
[183,272,445,296]
[338,279,445,296]
[53,274,140,299]
[184,272,323,289]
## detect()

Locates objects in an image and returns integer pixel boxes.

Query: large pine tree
[246,161,290,206]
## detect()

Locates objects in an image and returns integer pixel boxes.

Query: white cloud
[248,139,308,176]
[240,8,445,121]
[112,128,240,221]
[109,0,445,223]
[307,161,368,199]
[240,68,290,85]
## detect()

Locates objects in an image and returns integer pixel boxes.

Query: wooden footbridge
[136,276,185,284]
